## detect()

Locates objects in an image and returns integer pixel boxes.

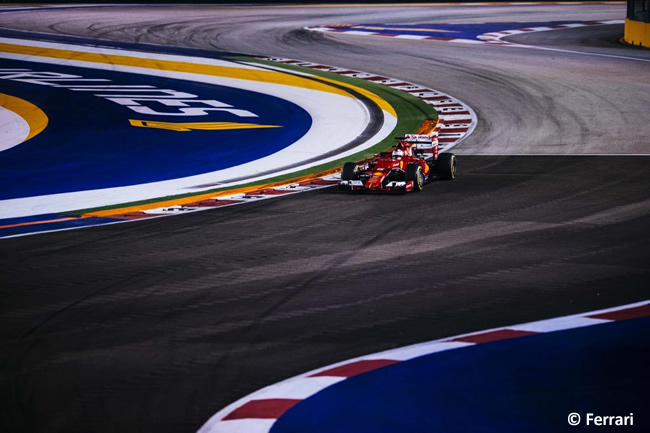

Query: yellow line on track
[128,120,281,132]
[0,41,396,118]
[0,41,349,97]
[0,217,79,230]
[0,92,48,142]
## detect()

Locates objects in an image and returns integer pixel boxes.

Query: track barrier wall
[625,0,650,47]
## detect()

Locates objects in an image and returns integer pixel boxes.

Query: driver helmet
[392,147,404,159]
[399,141,413,155]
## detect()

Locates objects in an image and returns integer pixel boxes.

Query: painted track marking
[0,92,48,150]
[307,20,630,50]
[198,301,649,433]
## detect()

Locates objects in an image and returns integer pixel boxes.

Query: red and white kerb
[199,301,649,433]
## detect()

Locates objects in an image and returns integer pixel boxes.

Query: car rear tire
[341,162,359,181]
[436,153,457,180]
[406,164,424,192]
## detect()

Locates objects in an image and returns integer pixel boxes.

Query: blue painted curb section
[315,21,590,40]
[273,317,648,433]
[200,302,649,433]
[308,20,623,44]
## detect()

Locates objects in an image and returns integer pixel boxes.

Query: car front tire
[406,164,424,192]
[341,162,359,181]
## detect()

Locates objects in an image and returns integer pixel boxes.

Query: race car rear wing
[396,134,435,144]
[395,119,443,152]
[395,118,443,143]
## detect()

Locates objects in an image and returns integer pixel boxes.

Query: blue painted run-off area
[0,58,311,200]
[272,317,649,433]
[328,21,604,40]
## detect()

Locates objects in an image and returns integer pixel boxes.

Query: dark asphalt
[2,156,648,432]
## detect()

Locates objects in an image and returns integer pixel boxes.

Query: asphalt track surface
[1,3,649,433]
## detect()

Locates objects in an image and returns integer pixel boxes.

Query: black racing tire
[341,162,359,181]
[405,164,424,192]
[436,153,457,181]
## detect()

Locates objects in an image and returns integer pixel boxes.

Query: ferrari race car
[339,119,457,193]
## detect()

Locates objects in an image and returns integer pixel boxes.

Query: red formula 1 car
[339,119,457,193]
